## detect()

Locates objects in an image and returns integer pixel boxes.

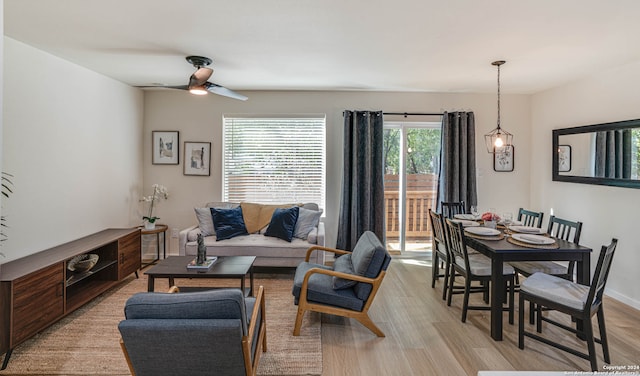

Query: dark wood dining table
[465,231,592,341]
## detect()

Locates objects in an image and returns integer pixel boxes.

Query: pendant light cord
[496,63,501,130]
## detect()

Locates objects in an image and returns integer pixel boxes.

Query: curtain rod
[383,112,443,117]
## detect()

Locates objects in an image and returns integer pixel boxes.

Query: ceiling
[5,0,640,95]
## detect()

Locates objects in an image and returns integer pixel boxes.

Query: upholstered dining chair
[517,208,544,228]
[518,238,618,372]
[119,286,267,376]
[444,219,515,324]
[441,201,465,219]
[510,215,583,323]
[429,210,451,300]
[292,231,391,337]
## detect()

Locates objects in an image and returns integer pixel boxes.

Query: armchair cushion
[292,261,365,311]
[332,254,357,290]
[211,206,249,241]
[264,206,300,242]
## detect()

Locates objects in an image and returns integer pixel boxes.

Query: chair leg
[461,278,471,323]
[529,301,536,324]
[508,276,515,325]
[293,305,306,336]
[356,313,385,337]
[441,259,450,301]
[597,306,611,364]
[583,316,598,372]
[431,253,439,288]
[518,294,525,349]
[536,304,543,333]
[447,265,455,306]
[482,281,489,303]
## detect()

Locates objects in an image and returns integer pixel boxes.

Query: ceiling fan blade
[135,85,189,90]
[189,67,213,88]
[204,82,248,101]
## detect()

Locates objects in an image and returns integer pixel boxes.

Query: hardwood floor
[320,256,640,376]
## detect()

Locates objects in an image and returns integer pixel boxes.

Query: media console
[0,228,141,369]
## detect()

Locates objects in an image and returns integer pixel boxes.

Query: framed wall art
[493,145,514,172]
[184,141,211,176]
[152,131,179,165]
[558,145,571,172]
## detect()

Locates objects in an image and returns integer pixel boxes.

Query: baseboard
[606,288,640,311]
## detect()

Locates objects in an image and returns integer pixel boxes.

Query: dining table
[463,226,593,341]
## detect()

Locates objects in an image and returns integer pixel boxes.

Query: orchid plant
[141,184,169,224]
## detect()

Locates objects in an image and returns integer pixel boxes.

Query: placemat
[507,236,559,249]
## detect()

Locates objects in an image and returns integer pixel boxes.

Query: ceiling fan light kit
[484,60,513,153]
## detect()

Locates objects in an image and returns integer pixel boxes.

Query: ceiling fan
[141,56,248,101]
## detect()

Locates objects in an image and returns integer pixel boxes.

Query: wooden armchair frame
[293,245,387,337]
[120,285,267,376]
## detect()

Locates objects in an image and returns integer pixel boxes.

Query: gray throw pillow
[194,207,215,236]
[332,254,357,290]
[293,207,322,240]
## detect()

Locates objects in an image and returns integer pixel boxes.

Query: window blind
[222,115,326,209]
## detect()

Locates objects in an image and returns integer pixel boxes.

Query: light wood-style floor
[318,256,640,376]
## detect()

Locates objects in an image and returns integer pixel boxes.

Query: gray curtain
[336,110,385,251]
[595,130,632,178]
[437,111,477,212]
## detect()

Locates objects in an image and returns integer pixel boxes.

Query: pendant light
[485,60,513,153]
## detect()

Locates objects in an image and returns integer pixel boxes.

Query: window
[222,115,326,209]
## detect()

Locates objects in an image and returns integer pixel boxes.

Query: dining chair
[441,201,465,219]
[444,219,515,324]
[510,215,583,323]
[518,238,618,372]
[517,208,544,228]
[429,210,451,300]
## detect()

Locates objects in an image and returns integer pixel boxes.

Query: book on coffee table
[186,256,218,271]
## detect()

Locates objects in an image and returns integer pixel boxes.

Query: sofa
[179,202,325,267]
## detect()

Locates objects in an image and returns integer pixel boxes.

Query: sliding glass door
[383,122,441,253]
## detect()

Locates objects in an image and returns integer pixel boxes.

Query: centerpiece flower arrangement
[141,184,169,229]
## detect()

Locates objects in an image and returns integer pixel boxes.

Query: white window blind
[223,115,326,209]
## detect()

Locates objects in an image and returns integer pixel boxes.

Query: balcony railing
[384,174,437,241]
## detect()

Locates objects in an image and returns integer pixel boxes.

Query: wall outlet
[171,228,179,238]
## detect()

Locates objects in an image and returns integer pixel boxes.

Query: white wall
[143,90,531,252]
[1,38,144,263]
[531,60,640,309]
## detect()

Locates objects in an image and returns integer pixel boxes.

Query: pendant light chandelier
[485,60,513,153]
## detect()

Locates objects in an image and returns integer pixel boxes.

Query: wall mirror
[552,118,640,189]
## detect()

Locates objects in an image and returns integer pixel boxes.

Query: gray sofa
[179,202,325,267]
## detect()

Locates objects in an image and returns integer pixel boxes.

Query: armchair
[119,286,266,376]
[291,231,391,337]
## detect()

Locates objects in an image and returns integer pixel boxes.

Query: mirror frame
[552,118,640,189]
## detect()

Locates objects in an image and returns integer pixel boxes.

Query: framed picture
[558,145,571,172]
[493,145,514,172]
[152,131,179,165]
[184,141,211,176]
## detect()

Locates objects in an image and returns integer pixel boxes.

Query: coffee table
[144,256,256,296]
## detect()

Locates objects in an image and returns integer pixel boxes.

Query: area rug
[2,273,322,375]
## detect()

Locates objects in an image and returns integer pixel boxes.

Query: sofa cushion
[265,206,299,242]
[332,254,357,290]
[294,207,322,240]
[194,207,215,237]
[211,206,249,241]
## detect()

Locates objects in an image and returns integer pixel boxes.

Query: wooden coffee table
[144,256,256,296]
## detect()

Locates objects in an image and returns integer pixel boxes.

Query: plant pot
[144,221,156,230]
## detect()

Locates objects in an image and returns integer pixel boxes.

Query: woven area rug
[3,272,322,375]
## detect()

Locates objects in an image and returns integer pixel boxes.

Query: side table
[140,224,168,267]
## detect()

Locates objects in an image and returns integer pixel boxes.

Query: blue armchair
[119,286,266,376]
[292,231,391,337]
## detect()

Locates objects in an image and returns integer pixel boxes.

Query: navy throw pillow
[264,206,299,242]
[210,206,248,241]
